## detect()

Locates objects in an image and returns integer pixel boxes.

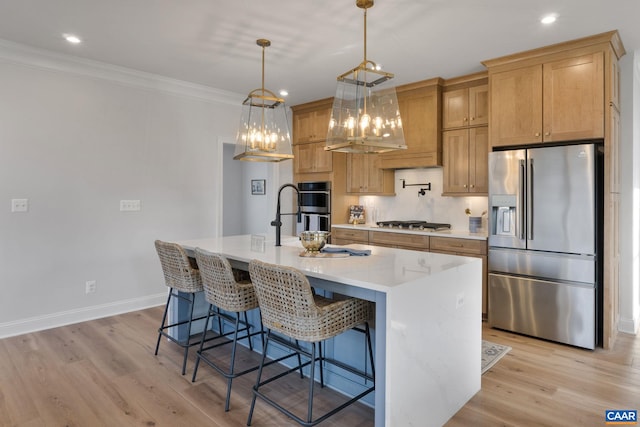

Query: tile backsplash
[359,168,488,231]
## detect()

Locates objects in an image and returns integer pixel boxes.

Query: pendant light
[325,0,407,154]
[234,39,293,162]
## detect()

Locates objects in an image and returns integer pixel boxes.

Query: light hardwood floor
[0,306,638,426]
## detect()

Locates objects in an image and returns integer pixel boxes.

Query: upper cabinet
[482,32,625,149]
[488,54,604,147]
[347,153,395,195]
[291,97,359,226]
[291,98,334,175]
[442,127,488,195]
[443,78,488,129]
[379,78,443,169]
[293,142,332,174]
[291,98,332,144]
[442,73,489,196]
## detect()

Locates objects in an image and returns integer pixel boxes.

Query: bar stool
[247,259,375,427]
[154,240,209,375]
[191,248,272,412]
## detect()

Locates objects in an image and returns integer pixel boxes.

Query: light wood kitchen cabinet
[368,231,430,251]
[379,78,443,169]
[347,153,394,195]
[442,127,488,195]
[430,236,487,316]
[291,98,334,174]
[293,141,333,174]
[443,84,488,129]
[332,227,369,246]
[292,100,332,144]
[292,98,360,226]
[487,52,604,148]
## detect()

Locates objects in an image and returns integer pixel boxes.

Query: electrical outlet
[456,292,465,309]
[11,198,29,212]
[120,200,141,211]
[85,280,96,294]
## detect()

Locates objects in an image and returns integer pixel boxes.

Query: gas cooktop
[376,220,451,231]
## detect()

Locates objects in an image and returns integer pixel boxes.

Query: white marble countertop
[177,234,478,294]
[332,223,488,240]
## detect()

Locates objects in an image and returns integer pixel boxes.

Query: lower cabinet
[332,228,369,246]
[368,231,430,251]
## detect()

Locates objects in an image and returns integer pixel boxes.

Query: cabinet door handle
[470,116,475,121]
[544,132,551,136]
[470,184,475,188]
[463,117,468,122]
[535,132,541,137]
[463,184,467,188]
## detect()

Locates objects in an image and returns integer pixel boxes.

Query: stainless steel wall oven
[297,182,331,235]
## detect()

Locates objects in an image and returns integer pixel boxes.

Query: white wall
[618,51,640,334]
[0,43,242,337]
[222,142,246,236]
[360,168,488,232]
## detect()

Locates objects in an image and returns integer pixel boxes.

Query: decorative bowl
[299,231,330,252]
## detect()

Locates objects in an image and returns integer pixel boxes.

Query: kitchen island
[176,234,482,427]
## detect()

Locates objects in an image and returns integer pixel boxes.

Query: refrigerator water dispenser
[490,195,517,237]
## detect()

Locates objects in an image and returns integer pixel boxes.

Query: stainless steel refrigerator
[488,142,603,349]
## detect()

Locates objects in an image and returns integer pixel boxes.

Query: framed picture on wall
[251,179,266,195]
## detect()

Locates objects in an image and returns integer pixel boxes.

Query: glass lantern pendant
[234,39,293,162]
[325,0,407,154]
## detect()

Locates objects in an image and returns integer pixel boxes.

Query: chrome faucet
[271,183,302,246]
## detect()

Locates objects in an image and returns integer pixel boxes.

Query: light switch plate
[11,198,28,212]
[120,200,141,211]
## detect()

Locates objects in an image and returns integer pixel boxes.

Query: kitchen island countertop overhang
[175,234,482,427]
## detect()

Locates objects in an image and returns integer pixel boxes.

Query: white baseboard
[618,314,640,335]
[0,293,167,339]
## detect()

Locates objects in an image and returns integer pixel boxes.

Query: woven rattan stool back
[194,248,259,313]
[154,240,202,293]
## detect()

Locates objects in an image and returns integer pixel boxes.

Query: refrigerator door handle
[519,159,526,240]
[527,158,534,241]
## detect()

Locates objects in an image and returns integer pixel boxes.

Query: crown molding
[0,38,242,106]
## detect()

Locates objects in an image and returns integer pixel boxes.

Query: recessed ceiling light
[279,90,289,97]
[541,14,557,25]
[63,34,82,44]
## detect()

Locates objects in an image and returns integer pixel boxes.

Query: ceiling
[0,0,638,106]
